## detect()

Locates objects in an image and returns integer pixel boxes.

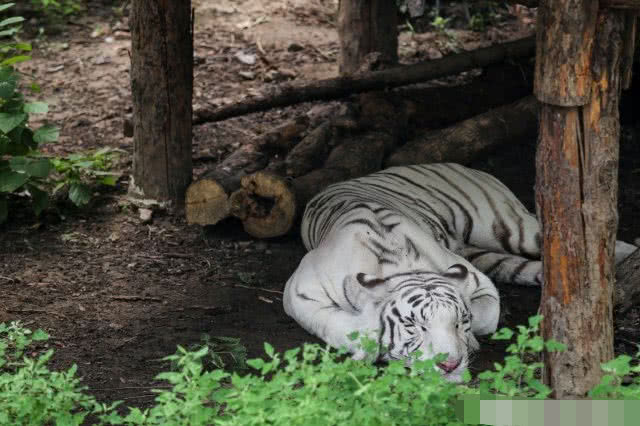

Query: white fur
[283,163,638,380]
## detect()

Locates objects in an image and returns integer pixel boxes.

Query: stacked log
[185,38,543,238]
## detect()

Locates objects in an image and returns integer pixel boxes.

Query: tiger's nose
[437,358,461,373]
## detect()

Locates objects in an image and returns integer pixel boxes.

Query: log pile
[186,50,538,238]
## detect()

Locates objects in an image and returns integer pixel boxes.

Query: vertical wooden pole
[130,0,193,206]
[535,0,625,398]
[337,0,398,75]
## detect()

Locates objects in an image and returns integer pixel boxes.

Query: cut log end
[229,171,296,239]
[185,179,230,225]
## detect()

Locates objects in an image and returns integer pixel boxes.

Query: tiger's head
[351,264,479,382]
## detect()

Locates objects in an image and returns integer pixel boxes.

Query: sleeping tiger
[283,163,638,382]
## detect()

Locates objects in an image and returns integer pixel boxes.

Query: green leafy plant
[30,0,83,17]
[476,315,567,399]
[189,335,248,370]
[0,3,121,223]
[0,2,57,223]
[431,15,451,34]
[0,322,119,425]
[123,340,469,426]
[468,13,486,32]
[3,317,640,425]
[49,147,122,207]
[589,350,640,399]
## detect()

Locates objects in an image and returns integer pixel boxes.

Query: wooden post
[337,0,398,75]
[130,0,193,206]
[535,0,625,398]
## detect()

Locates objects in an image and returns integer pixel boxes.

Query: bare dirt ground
[2,0,640,410]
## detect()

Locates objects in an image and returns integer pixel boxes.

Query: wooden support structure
[338,0,398,75]
[130,0,193,206]
[535,0,627,398]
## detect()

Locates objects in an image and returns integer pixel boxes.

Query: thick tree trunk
[535,2,624,398]
[386,95,538,167]
[130,0,193,206]
[337,0,398,75]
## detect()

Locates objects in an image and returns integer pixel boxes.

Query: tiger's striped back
[302,163,541,260]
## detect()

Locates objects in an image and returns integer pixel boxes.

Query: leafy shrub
[0,2,57,223]
[188,335,248,370]
[476,315,566,399]
[589,351,640,399]
[30,0,83,17]
[0,3,120,223]
[0,322,119,425]
[50,147,122,207]
[1,318,639,425]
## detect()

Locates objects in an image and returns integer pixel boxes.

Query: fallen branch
[193,36,535,124]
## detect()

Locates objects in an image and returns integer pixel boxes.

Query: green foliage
[431,15,451,34]
[121,341,470,426]
[0,322,119,425]
[476,315,566,399]
[2,318,639,425]
[188,335,248,370]
[466,1,503,32]
[30,0,83,17]
[589,350,640,399]
[468,14,487,32]
[50,147,122,207]
[0,5,120,223]
[0,2,53,223]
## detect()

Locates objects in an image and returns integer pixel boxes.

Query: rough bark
[386,95,538,167]
[536,10,625,399]
[130,0,193,206]
[338,0,398,75]
[614,248,640,313]
[193,37,535,124]
[534,0,599,106]
[285,122,337,178]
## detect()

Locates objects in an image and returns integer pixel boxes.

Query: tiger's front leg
[282,246,384,358]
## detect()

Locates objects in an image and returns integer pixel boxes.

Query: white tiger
[283,163,638,382]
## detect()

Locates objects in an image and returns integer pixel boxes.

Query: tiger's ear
[442,264,469,281]
[341,273,387,313]
[356,273,386,288]
[442,264,470,289]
